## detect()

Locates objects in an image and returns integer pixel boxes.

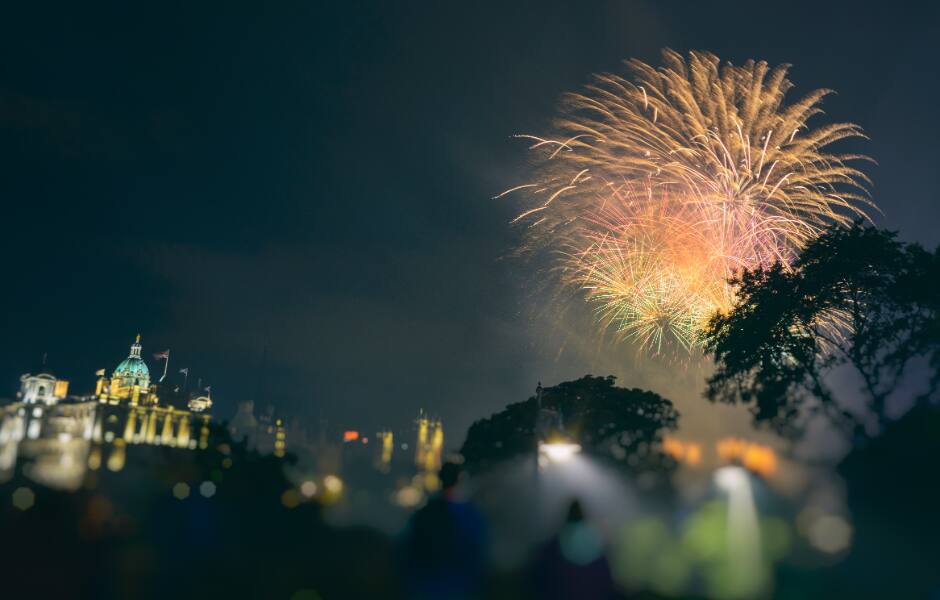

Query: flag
[179,368,189,376]
[95,368,106,377]
[153,350,170,360]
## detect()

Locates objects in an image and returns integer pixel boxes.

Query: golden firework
[503,49,873,354]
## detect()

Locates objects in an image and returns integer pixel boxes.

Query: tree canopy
[704,224,940,438]
[460,375,679,474]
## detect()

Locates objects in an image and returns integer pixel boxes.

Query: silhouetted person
[532,499,614,600]
[403,461,487,600]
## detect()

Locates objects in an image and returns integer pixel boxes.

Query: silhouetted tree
[704,224,940,437]
[460,375,679,474]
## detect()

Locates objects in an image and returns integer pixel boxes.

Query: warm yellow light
[87,448,102,471]
[717,437,777,477]
[395,486,423,508]
[323,475,343,495]
[54,380,69,398]
[107,441,126,472]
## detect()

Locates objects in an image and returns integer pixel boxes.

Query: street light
[539,440,582,464]
[534,381,582,465]
[714,465,749,491]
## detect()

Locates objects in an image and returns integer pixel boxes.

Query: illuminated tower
[415,412,429,467]
[375,430,394,472]
[426,419,443,473]
[273,418,286,457]
[414,412,444,473]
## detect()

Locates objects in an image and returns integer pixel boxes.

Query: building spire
[129,334,143,358]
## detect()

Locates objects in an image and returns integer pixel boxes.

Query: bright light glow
[714,465,749,491]
[199,480,217,498]
[540,442,582,463]
[300,480,318,498]
[394,486,423,508]
[323,475,343,494]
[808,514,852,554]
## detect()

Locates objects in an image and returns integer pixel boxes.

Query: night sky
[2,1,938,440]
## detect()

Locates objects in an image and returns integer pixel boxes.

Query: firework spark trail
[504,49,874,355]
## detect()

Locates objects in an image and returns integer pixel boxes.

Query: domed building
[97,335,157,405]
[113,335,150,390]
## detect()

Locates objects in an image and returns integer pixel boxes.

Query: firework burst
[503,49,873,355]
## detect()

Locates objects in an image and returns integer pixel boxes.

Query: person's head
[566,499,585,523]
[439,461,463,492]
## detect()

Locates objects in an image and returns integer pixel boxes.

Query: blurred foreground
[3,399,939,599]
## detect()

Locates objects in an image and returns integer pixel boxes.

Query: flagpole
[161,351,170,383]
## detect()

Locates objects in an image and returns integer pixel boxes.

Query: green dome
[114,356,150,378]
[114,336,150,384]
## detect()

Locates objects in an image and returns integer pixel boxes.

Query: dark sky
[2,1,938,441]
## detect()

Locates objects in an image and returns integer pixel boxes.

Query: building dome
[114,356,149,379]
[113,335,150,388]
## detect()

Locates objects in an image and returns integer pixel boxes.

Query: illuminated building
[375,430,394,472]
[1,400,99,490]
[415,413,428,466]
[97,335,158,406]
[18,370,69,406]
[414,412,444,489]
[188,394,213,413]
[0,338,218,491]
